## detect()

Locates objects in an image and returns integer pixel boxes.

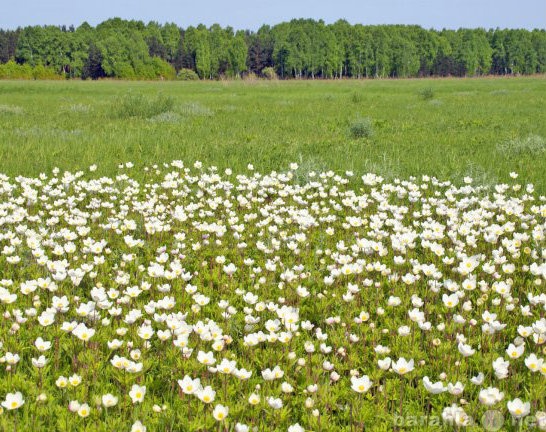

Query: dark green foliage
[81,43,105,80]
[349,117,374,139]
[1,19,545,80]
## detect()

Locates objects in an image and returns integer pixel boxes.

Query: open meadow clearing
[0,76,545,432]
[0,76,545,192]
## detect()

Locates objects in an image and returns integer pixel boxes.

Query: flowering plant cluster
[0,161,545,431]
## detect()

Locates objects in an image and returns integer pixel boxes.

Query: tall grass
[112,93,175,119]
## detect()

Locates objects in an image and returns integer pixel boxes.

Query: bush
[349,117,374,139]
[261,67,278,80]
[418,87,434,100]
[177,68,199,81]
[32,64,63,80]
[0,60,33,79]
[151,57,176,80]
[113,93,175,119]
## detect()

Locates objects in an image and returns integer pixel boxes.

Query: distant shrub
[418,87,435,100]
[262,67,278,80]
[32,64,63,80]
[151,57,176,80]
[113,93,175,119]
[177,68,199,81]
[496,134,546,157]
[349,117,374,139]
[0,60,33,79]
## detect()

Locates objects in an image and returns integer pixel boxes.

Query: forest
[1,18,545,80]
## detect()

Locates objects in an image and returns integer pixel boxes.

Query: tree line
[1,18,545,80]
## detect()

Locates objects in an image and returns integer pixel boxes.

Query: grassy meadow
[1,76,546,431]
[0,76,545,191]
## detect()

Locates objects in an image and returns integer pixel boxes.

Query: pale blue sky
[1,0,544,30]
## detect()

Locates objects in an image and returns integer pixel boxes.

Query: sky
[1,0,544,30]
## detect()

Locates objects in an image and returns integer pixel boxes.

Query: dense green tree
[81,42,105,80]
[0,29,20,63]
[246,25,274,74]
[2,18,545,80]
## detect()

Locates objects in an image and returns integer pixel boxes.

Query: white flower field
[0,161,545,431]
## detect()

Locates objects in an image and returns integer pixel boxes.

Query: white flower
[506,343,524,359]
[35,337,52,352]
[442,293,459,308]
[479,387,504,406]
[223,263,237,276]
[31,355,48,368]
[1,392,24,410]
[470,372,484,385]
[422,376,446,394]
[217,358,236,374]
[267,397,283,409]
[535,412,546,431]
[524,353,543,372]
[212,404,229,421]
[178,375,201,395]
[248,393,260,405]
[68,400,80,412]
[131,421,147,432]
[441,404,470,426]
[378,357,392,370]
[129,385,146,404]
[447,381,464,396]
[72,323,95,342]
[392,358,414,375]
[69,374,82,387]
[197,386,215,404]
[102,393,118,408]
[77,403,90,418]
[351,375,372,393]
[507,398,530,418]
[457,342,475,357]
[197,350,216,366]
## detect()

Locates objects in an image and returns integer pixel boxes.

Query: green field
[1,76,546,431]
[0,76,545,191]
